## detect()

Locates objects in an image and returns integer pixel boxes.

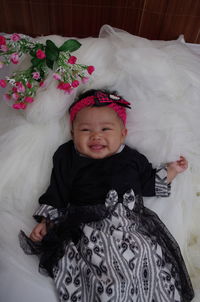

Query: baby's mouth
[89,144,105,151]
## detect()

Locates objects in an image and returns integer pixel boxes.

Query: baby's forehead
[77,106,118,117]
[72,106,124,129]
[74,106,122,123]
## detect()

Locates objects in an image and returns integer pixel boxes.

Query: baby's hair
[75,88,119,102]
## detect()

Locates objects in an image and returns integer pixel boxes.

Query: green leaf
[45,40,59,61]
[45,48,59,62]
[29,50,35,57]
[59,39,81,52]
[31,57,41,67]
[46,58,54,70]
[46,40,59,52]
[40,69,45,78]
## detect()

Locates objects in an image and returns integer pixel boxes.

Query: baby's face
[72,106,127,159]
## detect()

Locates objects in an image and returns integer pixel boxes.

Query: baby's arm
[167,156,188,183]
[29,219,47,242]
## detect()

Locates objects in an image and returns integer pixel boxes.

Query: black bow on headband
[93,91,131,109]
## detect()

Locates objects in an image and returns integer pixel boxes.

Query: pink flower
[57,82,71,91]
[12,93,20,100]
[12,102,27,110]
[12,103,21,109]
[25,96,34,103]
[53,73,61,80]
[39,81,45,87]
[11,53,19,64]
[0,62,4,69]
[62,83,71,90]
[1,45,8,52]
[87,65,95,75]
[57,82,74,94]
[21,103,27,110]
[0,79,7,88]
[68,56,77,64]
[11,33,21,42]
[20,103,27,109]
[16,82,25,93]
[26,82,32,88]
[32,72,40,80]
[0,35,6,45]
[57,82,63,90]
[81,77,89,84]
[12,86,18,93]
[36,49,46,59]
[71,80,79,88]
[3,94,11,101]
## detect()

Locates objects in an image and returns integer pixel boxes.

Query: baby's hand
[29,220,47,242]
[167,156,188,183]
[168,156,188,174]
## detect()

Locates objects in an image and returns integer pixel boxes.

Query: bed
[0,24,200,301]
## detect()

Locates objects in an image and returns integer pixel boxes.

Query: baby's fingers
[29,223,46,241]
[30,231,43,242]
[40,225,47,237]
[30,233,42,241]
[177,156,188,170]
[179,156,187,164]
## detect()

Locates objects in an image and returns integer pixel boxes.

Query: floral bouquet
[0,34,95,110]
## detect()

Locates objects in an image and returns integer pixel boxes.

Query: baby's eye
[80,128,89,132]
[102,127,111,131]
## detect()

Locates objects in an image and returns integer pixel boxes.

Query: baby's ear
[122,127,128,138]
[121,127,128,144]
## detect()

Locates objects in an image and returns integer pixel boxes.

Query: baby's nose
[91,131,101,140]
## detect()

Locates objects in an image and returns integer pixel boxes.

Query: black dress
[19,140,194,302]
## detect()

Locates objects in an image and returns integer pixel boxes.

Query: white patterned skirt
[51,190,193,302]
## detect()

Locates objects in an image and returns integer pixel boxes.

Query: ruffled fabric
[19,190,194,301]
[19,202,110,277]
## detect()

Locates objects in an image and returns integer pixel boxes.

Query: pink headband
[69,91,131,125]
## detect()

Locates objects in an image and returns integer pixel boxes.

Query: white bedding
[0,25,200,301]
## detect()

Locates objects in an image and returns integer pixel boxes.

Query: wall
[0,0,199,43]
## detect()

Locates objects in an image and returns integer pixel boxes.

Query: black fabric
[19,140,194,301]
[20,203,110,277]
[137,204,194,302]
[38,140,156,209]
[19,194,195,301]
[34,140,157,276]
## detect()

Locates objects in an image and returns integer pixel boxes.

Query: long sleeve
[137,153,156,196]
[137,152,171,197]
[155,166,171,197]
[34,143,72,222]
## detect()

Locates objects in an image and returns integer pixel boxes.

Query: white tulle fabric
[0,25,200,301]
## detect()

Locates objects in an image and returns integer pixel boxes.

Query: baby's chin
[84,147,117,159]
[76,144,120,159]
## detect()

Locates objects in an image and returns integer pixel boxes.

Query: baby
[20,89,194,302]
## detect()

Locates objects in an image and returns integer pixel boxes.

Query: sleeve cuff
[155,166,171,197]
[33,204,64,222]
